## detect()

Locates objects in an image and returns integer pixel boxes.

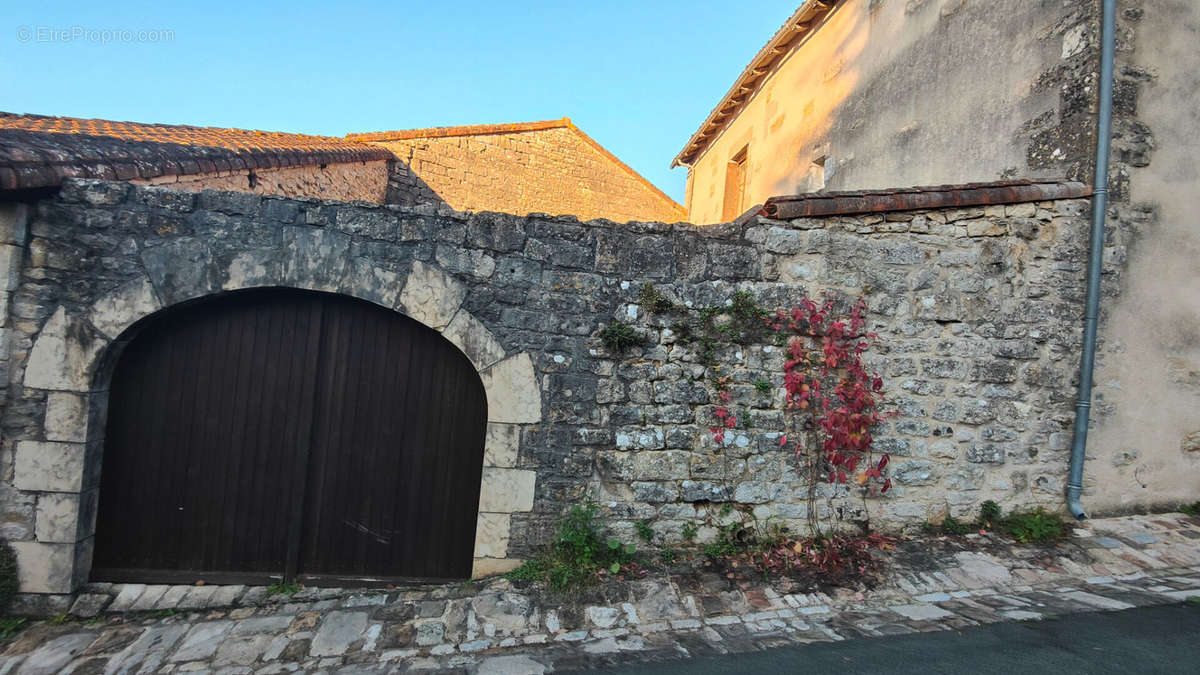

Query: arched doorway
[91,288,488,585]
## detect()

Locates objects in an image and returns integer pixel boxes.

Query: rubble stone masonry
[129,159,389,203]
[0,178,1118,601]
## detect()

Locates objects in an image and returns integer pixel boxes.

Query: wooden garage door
[91,288,487,585]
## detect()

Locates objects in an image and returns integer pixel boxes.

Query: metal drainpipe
[1066,0,1117,521]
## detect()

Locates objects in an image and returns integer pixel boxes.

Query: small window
[722,145,749,221]
[808,155,827,192]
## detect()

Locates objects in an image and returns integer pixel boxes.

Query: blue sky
[1,1,799,203]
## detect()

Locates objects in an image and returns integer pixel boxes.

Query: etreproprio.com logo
[16,25,175,44]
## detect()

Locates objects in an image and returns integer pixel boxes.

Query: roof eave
[346,118,574,143]
[671,0,838,168]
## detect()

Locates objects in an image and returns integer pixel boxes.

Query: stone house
[0,112,683,223]
[349,118,686,223]
[674,0,1199,513]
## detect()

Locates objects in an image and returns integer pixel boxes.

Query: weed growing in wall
[924,500,1068,543]
[599,321,647,354]
[506,502,644,590]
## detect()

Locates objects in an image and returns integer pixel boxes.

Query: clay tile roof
[0,112,395,191]
[752,179,1092,220]
[346,118,574,142]
[673,0,839,168]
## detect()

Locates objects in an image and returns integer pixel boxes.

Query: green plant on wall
[637,282,675,313]
[925,501,1067,543]
[506,502,640,590]
[599,321,647,354]
[635,284,768,367]
[266,579,303,596]
[634,520,655,544]
[1001,509,1066,543]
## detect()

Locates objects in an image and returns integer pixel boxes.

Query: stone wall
[0,202,31,558]
[364,126,686,223]
[130,159,390,203]
[0,179,1101,606]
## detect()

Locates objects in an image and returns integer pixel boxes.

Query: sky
[1,0,801,203]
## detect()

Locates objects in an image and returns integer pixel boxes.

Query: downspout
[1066,0,1117,521]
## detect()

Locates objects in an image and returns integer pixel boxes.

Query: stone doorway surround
[11,249,540,602]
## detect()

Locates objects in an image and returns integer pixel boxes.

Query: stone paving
[2,513,1199,674]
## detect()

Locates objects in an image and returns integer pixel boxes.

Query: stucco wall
[683,0,1198,514]
[1086,1,1200,511]
[684,0,1084,224]
[2,179,1103,609]
[130,159,390,203]
[369,128,685,222]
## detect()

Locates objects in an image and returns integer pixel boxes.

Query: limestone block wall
[0,203,31,550]
[366,127,685,223]
[0,179,1110,608]
[130,159,390,203]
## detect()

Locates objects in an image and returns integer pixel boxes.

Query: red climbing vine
[709,375,737,444]
[774,295,890,493]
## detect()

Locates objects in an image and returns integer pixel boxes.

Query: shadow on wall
[765,0,1067,198]
[383,158,445,208]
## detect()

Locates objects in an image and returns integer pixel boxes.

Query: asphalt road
[590,603,1200,674]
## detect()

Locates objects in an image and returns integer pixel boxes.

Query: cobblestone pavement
[2,513,1198,674]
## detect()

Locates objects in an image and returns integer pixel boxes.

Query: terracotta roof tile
[753,179,1092,219]
[346,118,574,142]
[0,112,394,191]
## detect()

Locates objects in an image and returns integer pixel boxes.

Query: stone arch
[15,258,538,594]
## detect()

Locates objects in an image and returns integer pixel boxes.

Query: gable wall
[369,128,685,222]
[685,0,1089,224]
